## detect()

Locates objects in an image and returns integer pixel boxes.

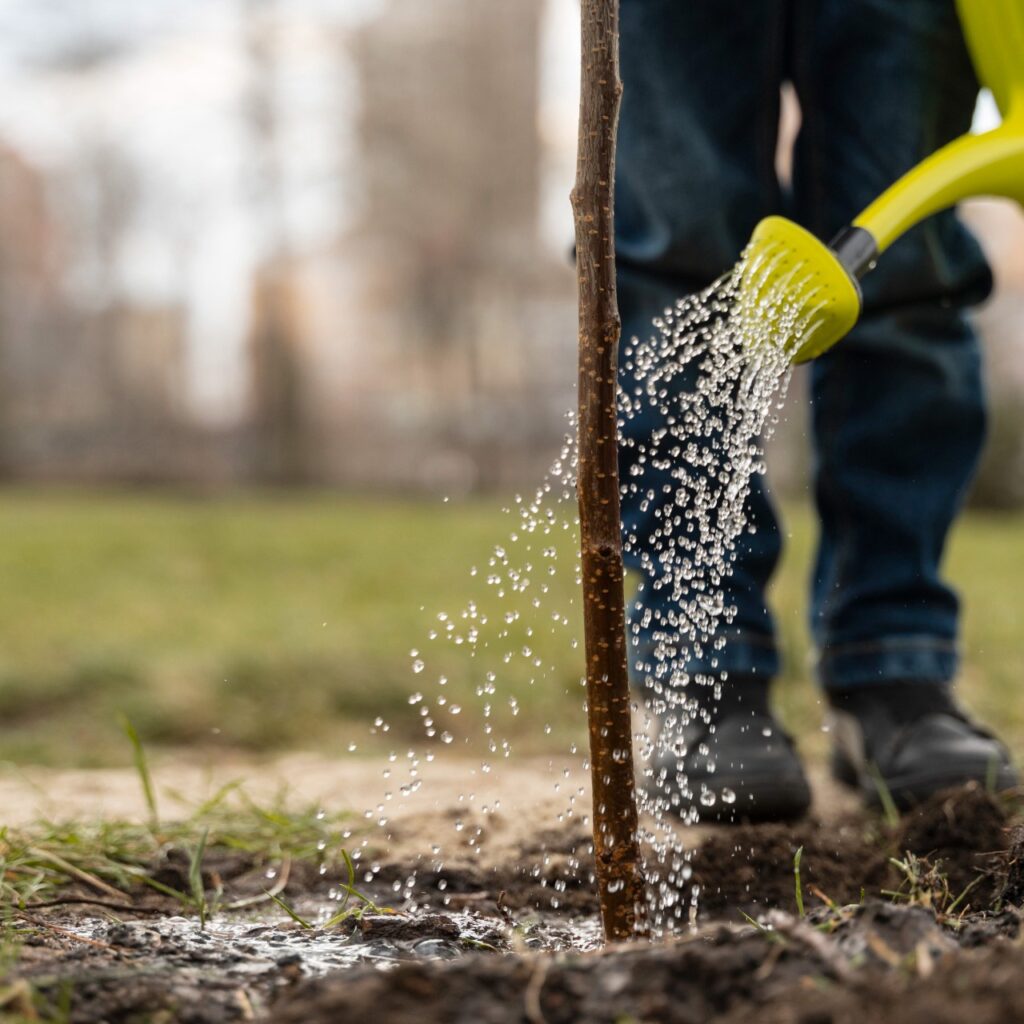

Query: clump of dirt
[825,899,957,962]
[689,783,1011,918]
[997,823,1024,906]
[737,941,1024,1024]
[894,782,1009,904]
[688,816,880,915]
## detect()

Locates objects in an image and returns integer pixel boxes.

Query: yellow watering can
[744,0,1024,363]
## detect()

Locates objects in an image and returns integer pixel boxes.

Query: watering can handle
[848,0,1024,256]
[851,121,1024,255]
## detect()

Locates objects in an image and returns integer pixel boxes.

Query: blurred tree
[336,0,577,490]
[244,0,310,485]
[0,143,61,476]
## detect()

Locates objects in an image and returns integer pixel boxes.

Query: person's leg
[616,0,811,821]
[617,0,787,692]
[790,0,1014,803]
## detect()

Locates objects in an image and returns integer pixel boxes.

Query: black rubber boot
[827,683,1018,810]
[646,678,811,824]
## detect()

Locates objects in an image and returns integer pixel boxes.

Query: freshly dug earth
[275,783,1024,1024]
[4,782,1023,1024]
[689,778,1009,915]
[275,907,1024,1024]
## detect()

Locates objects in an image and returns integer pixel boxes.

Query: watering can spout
[741,0,1024,363]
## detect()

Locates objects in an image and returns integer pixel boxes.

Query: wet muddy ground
[4,779,1024,1023]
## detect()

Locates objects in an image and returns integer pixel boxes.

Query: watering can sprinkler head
[739,217,866,364]
[741,0,1024,364]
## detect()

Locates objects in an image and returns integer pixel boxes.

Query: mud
[3,781,1022,1024]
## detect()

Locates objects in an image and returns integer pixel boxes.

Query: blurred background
[0,0,1020,768]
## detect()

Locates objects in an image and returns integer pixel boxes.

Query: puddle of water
[62,907,602,979]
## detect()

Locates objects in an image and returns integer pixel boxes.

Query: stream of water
[346,243,824,935]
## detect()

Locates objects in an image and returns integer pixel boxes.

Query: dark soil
[274,905,1024,1024]
[5,782,1023,1024]
[373,819,601,915]
[690,781,1010,916]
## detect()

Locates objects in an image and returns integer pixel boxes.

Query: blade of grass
[946,873,984,916]
[265,890,314,929]
[739,910,767,933]
[793,846,805,917]
[807,885,837,912]
[26,847,124,902]
[739,910,784,944]
[342,848,358,889]
[868,764,900,829]
[118,714,159,829]
[322,849,391,926]
[191,781,245,820]
[188,828,209,929]
[339,848,379,909]
[986,754,1000,796]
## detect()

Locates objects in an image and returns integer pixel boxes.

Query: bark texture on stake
[571,0,645,942]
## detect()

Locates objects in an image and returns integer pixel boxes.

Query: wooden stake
[571,0,645,942]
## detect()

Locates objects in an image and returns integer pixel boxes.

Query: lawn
[0,488,1019,767]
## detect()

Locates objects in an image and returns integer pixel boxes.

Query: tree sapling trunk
[571,0,645,942]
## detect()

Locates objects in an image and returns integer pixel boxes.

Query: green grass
[0,488,583,763]
[0,783,376,1011]
[0,487,1019,767]
[0,785,358,910]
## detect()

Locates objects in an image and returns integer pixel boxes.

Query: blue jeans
[616,0,993,691]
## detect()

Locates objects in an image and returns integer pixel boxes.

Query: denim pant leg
[616,1,788,688]
[789,0,994,689]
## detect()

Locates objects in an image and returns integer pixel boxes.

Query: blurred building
[0,1,1020,502]
[0,142,202,480]
[0,0,579,491]
[0,141,63,474]
[310,0,576,491]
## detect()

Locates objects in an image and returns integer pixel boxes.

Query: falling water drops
[354,243,815,938]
